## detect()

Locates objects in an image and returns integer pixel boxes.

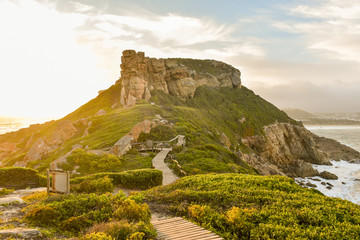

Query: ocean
[301,125,360,204]
[0,120,42,135]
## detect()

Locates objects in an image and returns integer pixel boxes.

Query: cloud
[274,0,360,63]
[290,0,360,20]
[253,80,360,113]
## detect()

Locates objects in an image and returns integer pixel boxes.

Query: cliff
[117,50,241,107]
[241,123,330,177]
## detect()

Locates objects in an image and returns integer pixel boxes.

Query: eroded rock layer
[117,50,241,106]
[242,123,331,177]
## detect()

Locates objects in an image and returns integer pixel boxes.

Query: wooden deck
[152,217,223,240]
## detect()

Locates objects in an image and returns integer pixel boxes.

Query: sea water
[0,120,43,135]
[300,125,360,204]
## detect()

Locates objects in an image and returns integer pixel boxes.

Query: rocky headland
[0,50,360,182]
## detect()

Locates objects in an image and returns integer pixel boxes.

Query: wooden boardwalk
[152,148,179,185]
[152,217,223,240]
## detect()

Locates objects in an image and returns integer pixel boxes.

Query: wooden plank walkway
[152,217,223,240]
[152,148,179,185]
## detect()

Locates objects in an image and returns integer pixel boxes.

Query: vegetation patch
[60,149,123,175]
[143,173,360,239]
[71,169,163,190]
[0,167,46,189]
[24,192,156,238]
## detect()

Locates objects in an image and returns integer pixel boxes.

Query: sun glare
[0,0,115,119]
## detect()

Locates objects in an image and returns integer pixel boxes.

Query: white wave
[305,125,360,130]
[296,160,360,204]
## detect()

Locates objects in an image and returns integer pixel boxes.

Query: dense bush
[137,125,177,142]
[87,220,156,240]
[143,173,360,239]
[71,169,163,190]
[71,176,114,194]
[24,192,155,238]
[0,167,46,189]
[62,149,122,174]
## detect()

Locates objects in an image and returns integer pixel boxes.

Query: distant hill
[283,108,314,119]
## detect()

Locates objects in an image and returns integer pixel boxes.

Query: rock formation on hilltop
[117,50,241,107]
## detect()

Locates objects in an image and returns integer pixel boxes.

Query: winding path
[152,148,179,185]
[151,135,185,186]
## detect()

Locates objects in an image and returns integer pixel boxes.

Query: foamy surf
[296,160,360,205]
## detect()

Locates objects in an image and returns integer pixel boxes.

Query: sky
[1,0,360,120]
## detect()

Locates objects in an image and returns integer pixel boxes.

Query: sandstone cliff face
[117,50,241,107]
[313,135,360,163]
[241,123,330,177]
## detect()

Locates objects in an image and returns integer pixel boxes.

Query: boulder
[110,135,133,157]
[319,171,338,180]
[129,119,153,141]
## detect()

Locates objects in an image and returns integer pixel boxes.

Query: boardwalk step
[152,217,223,240]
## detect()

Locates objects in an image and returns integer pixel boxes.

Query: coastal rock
[319,171,338,180]
[313,135,360,162]
[306,182,317,188]
[241,123,329,177]
[118,50,241,106]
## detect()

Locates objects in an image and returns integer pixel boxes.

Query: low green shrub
[64,149,123,175]
[87,220,156,240]
[0,188,14,196]
[143,173,360,239]
[71,176,114,194]
[80,232,114,240]
[24,192,154,238]
[71,169,162,190]
[137,125,177,142]
[0,167,46,189]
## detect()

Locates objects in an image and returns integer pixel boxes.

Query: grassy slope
[143,174,360,239]
[1,82,295,176]
[147,86,297,175]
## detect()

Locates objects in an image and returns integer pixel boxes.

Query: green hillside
[1,83,295,176]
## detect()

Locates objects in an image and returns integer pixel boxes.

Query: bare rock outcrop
[110,119,156,157]
[23,120,78,164]
[50,120,77,145]
[241,123,330,178]
[117,50,241,107]
[313,135,360,162]
[23,138,52,163]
